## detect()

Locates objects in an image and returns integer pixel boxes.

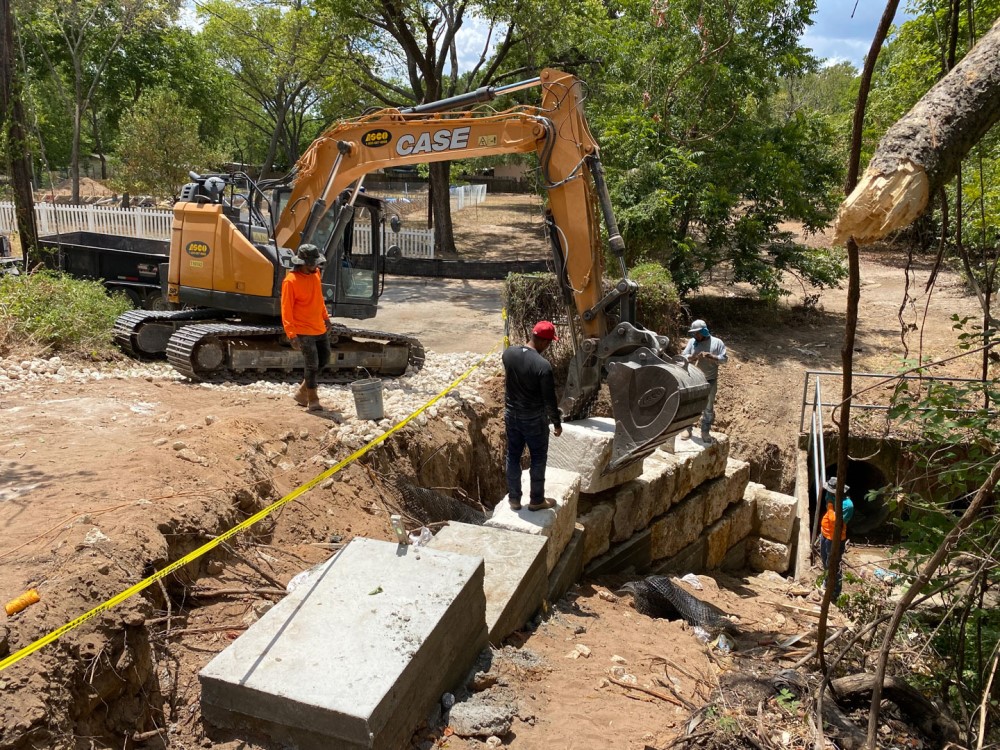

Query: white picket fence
[351,224,435,259]
[1,203,175,239]
[0,193,496,259]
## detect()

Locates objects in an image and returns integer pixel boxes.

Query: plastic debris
[680,573,704,590]
[4,589,40,616]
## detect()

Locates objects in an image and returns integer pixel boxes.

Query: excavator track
[114,308,223,358]
[164,321,425,381]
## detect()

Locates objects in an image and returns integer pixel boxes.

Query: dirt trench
[0,373,509,750]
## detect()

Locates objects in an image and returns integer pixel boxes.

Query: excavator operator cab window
[315,193,385,320]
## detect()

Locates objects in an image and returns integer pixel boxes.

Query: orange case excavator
[114,68,709,470]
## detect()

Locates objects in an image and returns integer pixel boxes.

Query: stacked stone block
[744,481,799,574]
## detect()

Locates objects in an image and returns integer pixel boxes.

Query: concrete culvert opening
[813,459,891,539]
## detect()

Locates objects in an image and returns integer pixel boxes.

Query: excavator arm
[276,69,710,470]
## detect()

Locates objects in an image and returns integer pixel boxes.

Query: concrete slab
[200,538,487,750]
[547,526,585,603]
[428,522,547,644]
[487,467,581,573]
[547,417,644,493]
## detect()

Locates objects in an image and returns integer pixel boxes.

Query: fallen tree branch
[834,673,961,746]
[190,587,286,599]
[608,676,684,707]
[834,17,1000,244]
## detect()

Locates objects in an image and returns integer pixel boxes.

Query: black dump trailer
[38,231,170,309]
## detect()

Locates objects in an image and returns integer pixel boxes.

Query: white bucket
[351,377,384,421]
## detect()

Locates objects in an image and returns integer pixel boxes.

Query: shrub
[502,263,683,349]
[0,271,130,357]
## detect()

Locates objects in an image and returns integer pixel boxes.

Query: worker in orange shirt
[820,476,854,600]
[281,244,331,412]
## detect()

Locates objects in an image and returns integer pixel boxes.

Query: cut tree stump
[834,17,1000,245]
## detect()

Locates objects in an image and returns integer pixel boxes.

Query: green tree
[16,0,180,203]
[317,0,605,255]
[109,87,214,199]
[583,0,845,299]
[198,0,352,176]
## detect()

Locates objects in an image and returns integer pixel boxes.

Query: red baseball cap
[532,321,559,341]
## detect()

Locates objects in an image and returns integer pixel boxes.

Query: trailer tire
[145,291,170,311]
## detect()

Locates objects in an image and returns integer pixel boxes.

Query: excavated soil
[0,193,990,749]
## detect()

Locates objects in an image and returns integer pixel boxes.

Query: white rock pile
[0,351,501,449]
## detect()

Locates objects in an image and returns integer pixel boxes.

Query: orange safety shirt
[281,269,329,338]
[820,502,847,541]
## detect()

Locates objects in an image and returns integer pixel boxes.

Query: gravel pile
[0,351,501,449]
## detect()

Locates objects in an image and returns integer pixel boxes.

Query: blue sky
[803,1,912,68]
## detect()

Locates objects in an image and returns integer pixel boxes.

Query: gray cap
[293,244,325,266]
[824,477,849,494]
[688,319,708,334]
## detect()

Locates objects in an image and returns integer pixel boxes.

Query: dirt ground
[0,192,990,749]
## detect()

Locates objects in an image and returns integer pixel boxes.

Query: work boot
[700,427,713,444]
[307,388,323,412]
[293,380,309,407]
[685,426,693,439]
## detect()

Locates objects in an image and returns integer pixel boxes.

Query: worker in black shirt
[502,320,563,511]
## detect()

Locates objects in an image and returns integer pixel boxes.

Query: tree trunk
[0,0,38,262]
[428,161,456,255]
[71,103,82,205]
[832,674,961,746]
[834,17,1000,245]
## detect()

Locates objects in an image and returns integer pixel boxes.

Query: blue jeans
[505,411,549,505]
[820,536,843,599]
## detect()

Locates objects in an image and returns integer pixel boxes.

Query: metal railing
[800,369,996,548]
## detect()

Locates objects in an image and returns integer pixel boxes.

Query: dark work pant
[299,333,331,388]
[505,411,549,505]
[820,536,843,599]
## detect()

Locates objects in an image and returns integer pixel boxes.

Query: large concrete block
[705,516,732,569]
[650,493,705,561]
[703,459,751,526]
[547,526,585,603]
[754,489,798,544]
[637,453,679,519]
[547,417,645,493]
[428,522,547,645]
[487,467,581,573]
[611,483,642,543]
[584,529,652,576]
[749,537,792,574]
[728,497,755,544]
[578,502,614,564]
[200,538,487,750]
[654,433,729,501]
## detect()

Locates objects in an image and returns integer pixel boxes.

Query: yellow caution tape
[0,343,500,673]
[501,307,509,349]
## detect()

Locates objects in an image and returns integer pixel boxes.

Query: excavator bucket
[605,350,711,473]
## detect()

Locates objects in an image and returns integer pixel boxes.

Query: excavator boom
[274,68,708,469]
